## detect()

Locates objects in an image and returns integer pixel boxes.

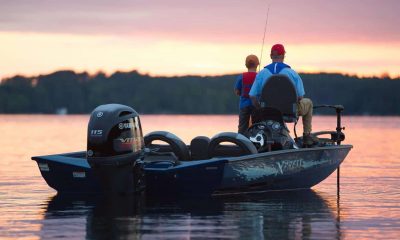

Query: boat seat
[190,136,210,160]
[256,74,298,123]
[252,107,285,126]
[144,131,190,161]
[208,132,258,158]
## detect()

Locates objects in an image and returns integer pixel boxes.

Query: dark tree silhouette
[0,70,399,115]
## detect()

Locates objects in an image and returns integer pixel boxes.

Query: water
[0,115,399,239]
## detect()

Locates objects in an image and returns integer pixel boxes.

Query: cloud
[0,0,399,44]
[0,0,399,78]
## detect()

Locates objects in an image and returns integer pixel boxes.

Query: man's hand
[234,89,241,96]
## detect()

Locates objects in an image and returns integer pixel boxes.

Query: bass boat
[32,75,352,197]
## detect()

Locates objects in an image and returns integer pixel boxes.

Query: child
[234,54,259,136]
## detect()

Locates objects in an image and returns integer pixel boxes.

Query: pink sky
[0,0,399,78]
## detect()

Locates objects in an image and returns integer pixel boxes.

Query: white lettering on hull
[276,159,303,175]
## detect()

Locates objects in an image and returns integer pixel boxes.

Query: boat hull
[32,145,352,196]
[144,159,227,198]
[32,152,102,193]
[215,145,351,195]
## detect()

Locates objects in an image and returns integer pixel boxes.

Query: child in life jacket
[234,54,259,136]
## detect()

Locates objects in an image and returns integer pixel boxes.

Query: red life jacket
[241,72,257,98]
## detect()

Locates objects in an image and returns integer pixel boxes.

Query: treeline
[0,70,399,115]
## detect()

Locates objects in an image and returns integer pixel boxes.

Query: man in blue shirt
[249,44,316,145]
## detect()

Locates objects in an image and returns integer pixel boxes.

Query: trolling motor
[291,105,346,147]
[311,105,346,145]
[87,104,145,195]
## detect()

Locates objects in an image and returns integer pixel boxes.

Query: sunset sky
[0,0,399,79]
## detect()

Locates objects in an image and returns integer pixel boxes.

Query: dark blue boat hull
[215,146,351,195]
[32,145,352,196]
[32,152,102,193]
[145,159,227,198]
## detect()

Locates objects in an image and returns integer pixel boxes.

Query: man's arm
[292,70,305,101]
[283,68,305,102]
[251,96,261,108]
[249,71,263,108]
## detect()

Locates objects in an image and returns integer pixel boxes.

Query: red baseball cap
[271,44,286,55]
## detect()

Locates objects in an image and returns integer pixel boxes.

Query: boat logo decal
[276,159,303,175]
[118,122,134,129]
[117,137,143,144]
[119,137,134,143]
[96,112,103,118]
[90,129,103,136]
[87,150,93,157]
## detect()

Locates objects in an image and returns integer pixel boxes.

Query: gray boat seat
[256,74,298,123]
[208,132,258,158]
[144,131,190,161]
[190,136,210,160]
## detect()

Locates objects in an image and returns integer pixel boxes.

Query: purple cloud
[0,0,399,43]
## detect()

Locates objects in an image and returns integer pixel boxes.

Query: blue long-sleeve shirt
[249,62,305,99]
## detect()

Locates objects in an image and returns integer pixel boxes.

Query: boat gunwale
[31,145,353,168]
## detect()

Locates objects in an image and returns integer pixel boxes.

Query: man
[234,54,259,136]
[249,44,316,145]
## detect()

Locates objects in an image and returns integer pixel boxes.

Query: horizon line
[1,68,399,82]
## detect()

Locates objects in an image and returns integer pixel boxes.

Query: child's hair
[245,55,259,69]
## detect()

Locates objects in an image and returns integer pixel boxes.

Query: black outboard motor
[87,104,145,195]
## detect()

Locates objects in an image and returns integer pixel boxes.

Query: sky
[0,0,399,79]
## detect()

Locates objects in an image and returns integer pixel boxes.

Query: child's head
[245,55,259,69]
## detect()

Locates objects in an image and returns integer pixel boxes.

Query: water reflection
[41,190,340,239]
[1,115,400,239]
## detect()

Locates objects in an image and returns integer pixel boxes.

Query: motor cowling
[87,104,145,195]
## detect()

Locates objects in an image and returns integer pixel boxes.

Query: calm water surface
[0,115,399,239]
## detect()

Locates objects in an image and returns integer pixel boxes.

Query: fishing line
[259,4,270,71]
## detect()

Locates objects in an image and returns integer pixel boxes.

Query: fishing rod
[259,4,270,71]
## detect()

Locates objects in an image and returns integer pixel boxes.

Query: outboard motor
[87,104,145,195]
[248,120,295,152]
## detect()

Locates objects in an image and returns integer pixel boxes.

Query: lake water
[0,115,399,239]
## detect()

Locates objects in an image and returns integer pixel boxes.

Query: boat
[32,75,352,197]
